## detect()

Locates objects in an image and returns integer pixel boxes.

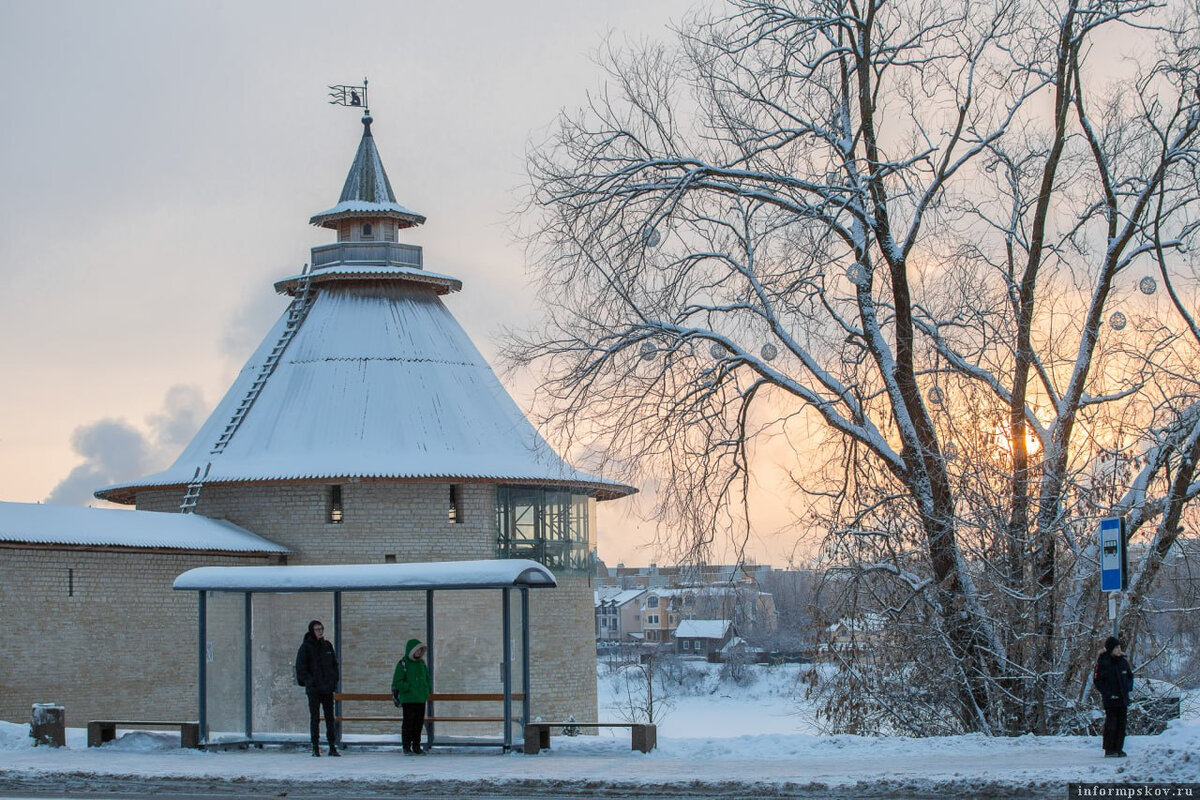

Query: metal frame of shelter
[173,559,557,751]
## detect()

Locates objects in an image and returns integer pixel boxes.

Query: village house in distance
[0,104,634,735]
[594,561,781,659]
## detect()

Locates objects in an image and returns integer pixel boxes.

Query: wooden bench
[87,720,201,749]
[523,721,656,754]
[336,690,528,743]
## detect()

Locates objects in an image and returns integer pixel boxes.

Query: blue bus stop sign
[1099,516,1126,592]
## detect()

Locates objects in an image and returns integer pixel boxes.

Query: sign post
[1099,516,1127,638]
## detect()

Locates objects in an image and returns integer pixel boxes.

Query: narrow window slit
[328,485,344,524]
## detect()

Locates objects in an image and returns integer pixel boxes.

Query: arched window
[361,223,373,239]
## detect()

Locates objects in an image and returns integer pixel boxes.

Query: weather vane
[328,78,369,113]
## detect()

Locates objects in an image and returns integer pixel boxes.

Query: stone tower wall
[136,481,598,737]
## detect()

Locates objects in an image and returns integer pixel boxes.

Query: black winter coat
[1093,651,1134,708]
[295,632,340,694]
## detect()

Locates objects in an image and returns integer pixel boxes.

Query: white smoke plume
[44,384,208,506]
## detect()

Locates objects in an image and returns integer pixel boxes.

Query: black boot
[328,744,341,757]
[311,743,321,757]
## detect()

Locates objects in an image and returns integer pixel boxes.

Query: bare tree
[606,646,675,725]
[514,0,1200,734]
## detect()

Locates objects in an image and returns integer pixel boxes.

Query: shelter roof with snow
[98,111,634,504]
[0,500,288,553]
[174,558,556,592]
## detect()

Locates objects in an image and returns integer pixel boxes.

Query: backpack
[295,644,307,687]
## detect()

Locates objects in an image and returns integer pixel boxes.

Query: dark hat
[308,620,324,635]
[1104,635,1122,653]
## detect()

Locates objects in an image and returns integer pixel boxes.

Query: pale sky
[0,0,801,567]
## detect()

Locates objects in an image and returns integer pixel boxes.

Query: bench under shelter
[172,558,556,751]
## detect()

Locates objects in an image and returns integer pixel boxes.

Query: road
[0,775,1062,799]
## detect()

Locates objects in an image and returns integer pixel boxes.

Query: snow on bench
[87,720,201,749]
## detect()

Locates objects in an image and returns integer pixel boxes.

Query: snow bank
[0,721,33,751]
[0,662,1195,796]
[1135,716,1200,782]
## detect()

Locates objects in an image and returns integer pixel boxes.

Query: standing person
[1093,635,1134,758]
[295,620,341,757]
[391,639,432,754]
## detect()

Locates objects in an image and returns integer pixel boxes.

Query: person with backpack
[1093,635,1134,757]
[295,620,340,757]
[391,638,432,754]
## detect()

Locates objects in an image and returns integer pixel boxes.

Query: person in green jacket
[391,638,432,754]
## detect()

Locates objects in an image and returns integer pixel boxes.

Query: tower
[96,109,634,731]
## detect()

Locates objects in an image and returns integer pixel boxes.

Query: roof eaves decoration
[308,201,426,229]
[273,265,462,296]
[99,473,634,507]
[0,501,289,554]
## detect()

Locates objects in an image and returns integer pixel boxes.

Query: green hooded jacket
[391,638,432,703]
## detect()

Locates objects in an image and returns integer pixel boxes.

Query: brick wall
[27,482,600,738]
[0,546,272,725]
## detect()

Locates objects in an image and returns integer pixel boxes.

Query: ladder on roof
[179,463,210,513]
[210,264,316,456]
[179,264,317,513]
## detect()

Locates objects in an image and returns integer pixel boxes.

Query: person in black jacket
[295,620,340,757]
[1093,635,1134,758]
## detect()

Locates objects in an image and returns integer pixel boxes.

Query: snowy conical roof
[309,113,426,229]
[98,117,633,505]
[98,280,633,502]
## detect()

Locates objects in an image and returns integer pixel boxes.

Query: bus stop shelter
[173,559,556,750]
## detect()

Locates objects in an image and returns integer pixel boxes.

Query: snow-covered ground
[1,661,1196,798]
